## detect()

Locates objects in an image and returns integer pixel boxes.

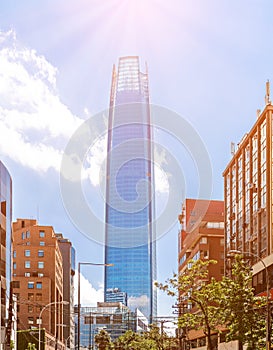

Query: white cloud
[0,29,83,173]
[128,294,149,310]
[0,28,170,197]
[154,163,169,194]
[83,135,107,187]
[74,272,104,307]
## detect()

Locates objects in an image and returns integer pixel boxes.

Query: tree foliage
[112,327,178,350]
[95,329,112,350]
[156,259,224,350]
[25,344,36,350]
[221,255,266,349]
[155,257,266,350]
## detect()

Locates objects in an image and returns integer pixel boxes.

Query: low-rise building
[75,302,148,348]
[105,288,127,305]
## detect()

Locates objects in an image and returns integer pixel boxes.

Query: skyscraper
[0,161,12,347]
[104,56,156,319]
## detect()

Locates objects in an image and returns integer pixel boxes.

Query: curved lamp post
[38,300,69,350]
[77,262,113,350]
[228,250,271,350]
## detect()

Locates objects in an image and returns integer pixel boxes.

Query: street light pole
[77,262,113,350]
[38,300,69,350]
[228,250,271,350]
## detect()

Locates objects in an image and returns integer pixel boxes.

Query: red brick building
[178,198,225,278]
[177,199,225,347]
[12,219,67,346]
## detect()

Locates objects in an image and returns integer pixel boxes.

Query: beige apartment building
[223,85,273,297]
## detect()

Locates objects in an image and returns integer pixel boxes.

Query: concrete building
[0,161,13,348]
[56,234,75,349]
[105,288,127,305]
[75,302,148,349]
[12,219,67,348]
[223,83,273,297]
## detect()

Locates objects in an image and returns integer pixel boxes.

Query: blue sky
[1,0,273,319]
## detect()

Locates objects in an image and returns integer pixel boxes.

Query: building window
[28,305,34,313]
[13,262,16,270]
[38,273,44,277]
[207,222,224,229]
[12,281,20,288]
[38,262,44,269]
[38,250,44,257]
[200,237,207,244]
[13,250,16,258]
[36,282,42,289]
[25,272,30,277]
[36,306,42,313]
[37,318,42,325]
[28,293,34,301]
[25,261,31,268]
[22,232,25,240]
[28,282,34,289]
[40,241,45,246]
[26,230,30,238]
[203,250,209,259]
[39,231,45,238]
[179,254,187,265]
[28,317,34,325]
[25,250,30,257]
[193,251,201,261]
[36,293,42,301]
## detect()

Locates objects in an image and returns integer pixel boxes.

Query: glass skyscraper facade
[0,161,12,345]
[104,56,156,320]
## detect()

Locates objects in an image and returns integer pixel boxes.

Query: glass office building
[0,161,12,345]
[104,56,156,320]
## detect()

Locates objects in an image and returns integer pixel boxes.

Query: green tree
[155,259,225,350]
[113,328,177,350]
[113,330,139,349]
[143,325,166,350]
[25,344,36,350]
[94,329,113,350]
[221,254,266,350]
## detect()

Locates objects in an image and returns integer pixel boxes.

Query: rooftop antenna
[265,80,271,105]
[231,142,235,156]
